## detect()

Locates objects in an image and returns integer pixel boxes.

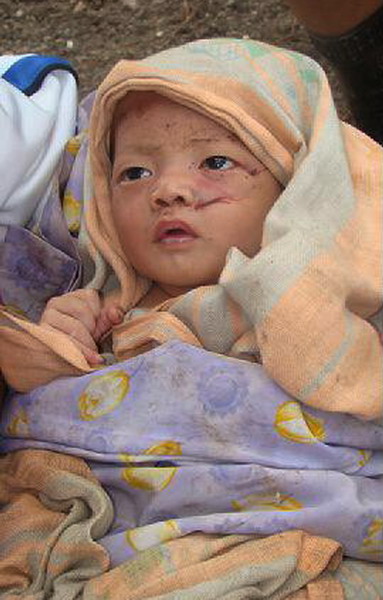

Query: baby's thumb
[93,305,124,341]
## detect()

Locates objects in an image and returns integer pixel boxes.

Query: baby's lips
[154,219,197,241]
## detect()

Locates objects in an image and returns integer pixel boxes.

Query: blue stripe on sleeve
[2,55,78,96]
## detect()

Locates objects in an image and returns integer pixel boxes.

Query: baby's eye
[121,166,152,181]
[202,155,234,171]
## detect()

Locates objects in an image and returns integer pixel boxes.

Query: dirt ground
[0,0,350,118]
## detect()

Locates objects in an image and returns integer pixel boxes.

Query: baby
[2,37,381,418]
[40,91,281,365]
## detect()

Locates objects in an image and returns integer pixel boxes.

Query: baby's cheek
[195,173,226,200]
[220,170,264,197]
[195,174,247,206]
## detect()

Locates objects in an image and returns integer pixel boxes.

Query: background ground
[0,0,350,118]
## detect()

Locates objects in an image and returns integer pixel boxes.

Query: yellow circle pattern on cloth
[359,518,383,557]
[126,520,182,551]
[120,440,182,491]
[232,491,303,512]
[78,370,130,421]
[274,401,326,444]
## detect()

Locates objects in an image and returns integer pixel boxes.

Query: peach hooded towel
[1,38,382,419]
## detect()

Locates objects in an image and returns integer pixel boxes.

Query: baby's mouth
[154,220,198,244]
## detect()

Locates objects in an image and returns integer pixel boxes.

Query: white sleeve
[0,55,78,227]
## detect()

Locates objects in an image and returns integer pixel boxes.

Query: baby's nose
[150,174,196,209]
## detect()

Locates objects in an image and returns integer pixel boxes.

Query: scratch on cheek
[195,197,232,210]
[249,166,267,177]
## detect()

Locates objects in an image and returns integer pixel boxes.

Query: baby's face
[111,92,281,296]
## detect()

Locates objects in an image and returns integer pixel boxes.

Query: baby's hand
[40,289,123,365]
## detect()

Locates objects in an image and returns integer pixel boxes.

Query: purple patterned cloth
[0,92,95,321]
[1,341,382,568]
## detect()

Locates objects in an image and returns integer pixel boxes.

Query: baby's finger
[93,311,112,342]
[93,304,124,341]
[73,288,102,319]
[43,295,97,334]
[77,343,105,366]
[43,309,99,352]
[107,305,125,324]
[48,289,101,321]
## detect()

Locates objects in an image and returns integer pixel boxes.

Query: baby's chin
[147,269,222,298]
[153,276,219,298]
[135,261,225,296]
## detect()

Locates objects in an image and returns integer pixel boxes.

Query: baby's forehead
[114,90,162,119]
[112,90,241,143]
